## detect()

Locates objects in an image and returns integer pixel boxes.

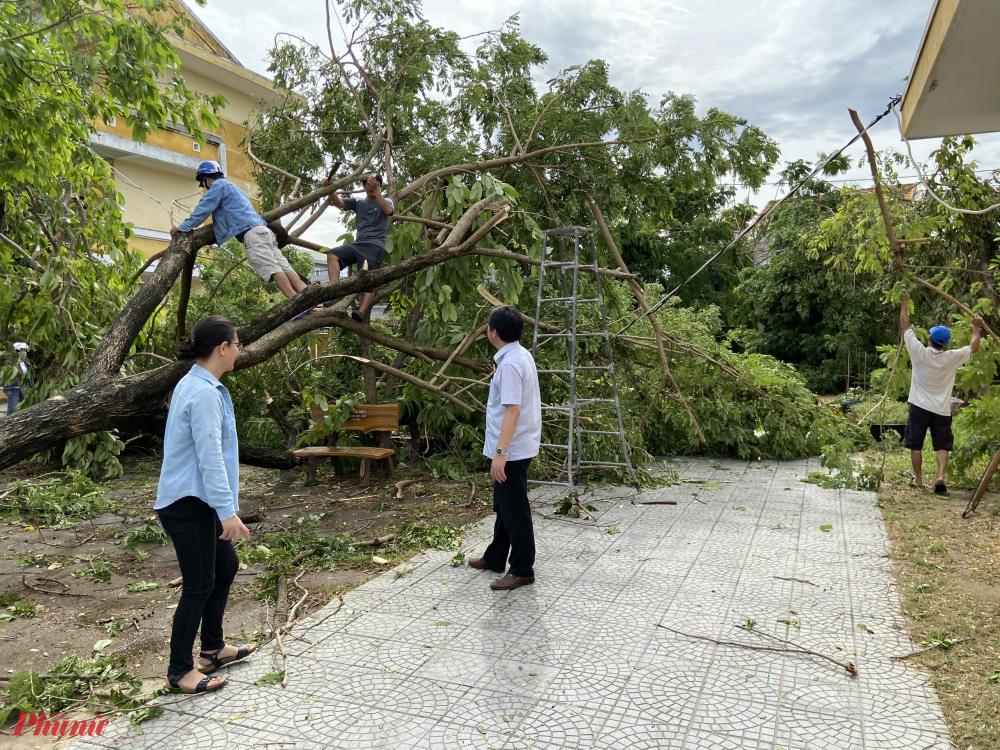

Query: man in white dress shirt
[469,305,542,590]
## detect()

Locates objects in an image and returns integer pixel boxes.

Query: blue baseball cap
[929,326,951,347]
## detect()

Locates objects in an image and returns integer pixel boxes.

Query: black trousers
[483,457,535,578]
[156,496,239,681]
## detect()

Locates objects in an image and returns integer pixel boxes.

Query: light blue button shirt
[155,364,240,520]
[483,342,542,462]
[178,178,265,246]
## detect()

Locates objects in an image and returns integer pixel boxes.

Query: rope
[617,95,903,336]
[891,104,1000,216]
[108,164,175,220]
[108,164,203,226]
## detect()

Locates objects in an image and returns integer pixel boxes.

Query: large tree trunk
[0,199,504,471]
[239,445,303,470]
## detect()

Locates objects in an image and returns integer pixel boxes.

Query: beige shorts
[242,225,294,282]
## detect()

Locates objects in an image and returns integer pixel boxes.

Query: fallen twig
[274,629,288,689]
[355,533,396,547]
[891,638,971,660]
[264,496,365,512]
[293,549,316,564]
[655,623,858,676]
[773,576,819,587]
[22,575,91,597]
[33,530,96,548]
[286,571,309,624]
[274,575,289,630]
[165,576,184,588]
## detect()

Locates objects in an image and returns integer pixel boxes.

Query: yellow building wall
[114,161,200,234]
[97,5,275,260]
[95,118,221,163]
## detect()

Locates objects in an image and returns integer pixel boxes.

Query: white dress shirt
[483,342,542,461]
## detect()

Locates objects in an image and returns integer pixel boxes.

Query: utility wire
[617,95,903,336]
[715,167,999,189]
[891,104,1000,216]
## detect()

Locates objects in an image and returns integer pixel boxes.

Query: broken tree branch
[0,231,44,273]
[655,623,857,676]
[585,193,705,442]
[850,107,1000,346]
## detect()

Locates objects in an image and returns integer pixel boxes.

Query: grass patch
[872,441,1000,749]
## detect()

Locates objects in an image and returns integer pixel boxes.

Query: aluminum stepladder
[529,226,640,501]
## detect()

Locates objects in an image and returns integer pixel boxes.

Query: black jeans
[483,457,535,578]
[156,496,239,682]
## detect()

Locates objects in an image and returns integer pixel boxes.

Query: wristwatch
[496,447,506,456]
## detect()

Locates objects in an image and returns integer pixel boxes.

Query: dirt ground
[0,453,494,747]
[873,445,1000,750]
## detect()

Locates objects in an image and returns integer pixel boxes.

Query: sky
[191,0,1000,247]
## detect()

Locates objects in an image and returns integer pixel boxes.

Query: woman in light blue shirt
[156,316,254,694]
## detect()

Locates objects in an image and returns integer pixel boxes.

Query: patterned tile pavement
[71,458,951,749]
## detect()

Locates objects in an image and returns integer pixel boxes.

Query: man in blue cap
[171,161,308,302]
[900,292,983,493]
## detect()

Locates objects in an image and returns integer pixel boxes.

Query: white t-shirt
[904,328,971,417]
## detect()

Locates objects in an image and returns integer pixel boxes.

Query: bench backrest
[310,403,400,434]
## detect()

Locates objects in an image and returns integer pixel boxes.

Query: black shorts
[327,243,385,272]
[904,403,954,452]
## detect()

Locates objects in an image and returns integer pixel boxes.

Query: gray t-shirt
[344,196,394,249]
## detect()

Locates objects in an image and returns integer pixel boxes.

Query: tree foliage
[735,163,896,392]
[0,0,224,475]
[2,0,872,483]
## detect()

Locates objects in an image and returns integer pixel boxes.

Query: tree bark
[239,445,303,470]
[0,194,505,470]
[85,227,213,381]
[175,245,198,347]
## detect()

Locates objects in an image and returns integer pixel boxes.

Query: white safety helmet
[13,342,28,352]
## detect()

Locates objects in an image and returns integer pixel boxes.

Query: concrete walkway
[74,458,950,749]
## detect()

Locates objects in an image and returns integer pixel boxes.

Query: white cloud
[191,0,1000,225]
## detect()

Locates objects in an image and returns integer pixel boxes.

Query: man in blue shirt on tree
[171,161,308,302]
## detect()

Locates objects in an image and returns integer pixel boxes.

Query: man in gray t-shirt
[323,173,394,322]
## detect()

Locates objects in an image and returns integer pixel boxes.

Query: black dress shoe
[351,310,364,323]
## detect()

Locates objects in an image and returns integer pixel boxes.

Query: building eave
[901,0,1000,140]
[168,35,306,110]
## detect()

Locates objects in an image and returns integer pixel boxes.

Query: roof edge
[173,0,242,66]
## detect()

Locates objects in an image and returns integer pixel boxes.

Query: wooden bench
[293,403,398,486]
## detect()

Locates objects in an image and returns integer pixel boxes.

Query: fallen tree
[5,0,846,478]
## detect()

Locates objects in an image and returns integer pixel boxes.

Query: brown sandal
[197,644,256,674]
[167,674,226,694]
